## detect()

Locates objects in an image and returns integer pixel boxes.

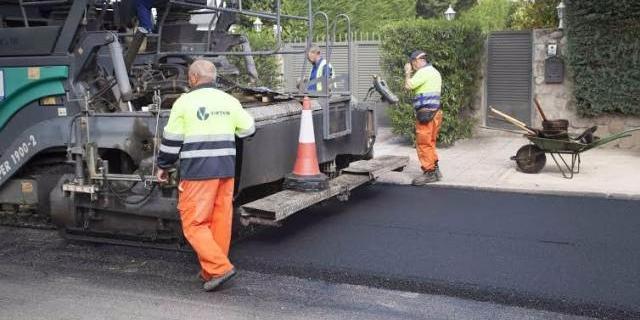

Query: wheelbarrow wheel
[514,145,546,174]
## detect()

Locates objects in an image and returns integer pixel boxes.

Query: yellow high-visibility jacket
[408,64,442,111]
[157,84,255,179]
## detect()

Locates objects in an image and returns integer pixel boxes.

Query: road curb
[376,180,640,201]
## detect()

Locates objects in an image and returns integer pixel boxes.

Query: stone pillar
[531,29,640,149]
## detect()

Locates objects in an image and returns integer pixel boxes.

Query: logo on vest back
[197,107,209,121]
[196,107,231,121]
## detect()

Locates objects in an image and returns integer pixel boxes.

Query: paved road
[0,228,591,320]
[232,185,640,319]
[0,185,638,319]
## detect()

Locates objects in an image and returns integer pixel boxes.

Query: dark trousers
[135,0,154,32]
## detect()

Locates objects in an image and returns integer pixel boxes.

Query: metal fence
[282,36,383,101]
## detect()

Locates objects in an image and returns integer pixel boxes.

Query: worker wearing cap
[306,45,334,93]
[156,59,255,291]
[404,50,443,185]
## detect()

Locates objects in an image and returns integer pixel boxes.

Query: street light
[556,0,566,30]
[253,17,263,32]
[444,4,456,21]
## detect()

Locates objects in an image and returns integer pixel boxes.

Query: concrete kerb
[374,181,640,202]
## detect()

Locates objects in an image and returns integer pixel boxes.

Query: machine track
[0,208,55,230]
[0,161,70,230]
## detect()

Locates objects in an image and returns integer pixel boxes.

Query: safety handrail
[18,0,71,27]
[298,11,354,140]
[322,13,353,140]
[18,0,29,27]
[330,14,352,95]
[302,11,331,97]
[155,0,311,57]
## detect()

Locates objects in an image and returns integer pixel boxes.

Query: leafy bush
[508,0,558,30]
[228,29,282,88]
[566,0,640,116]
[381,18,484,145]
[416,0,477,19]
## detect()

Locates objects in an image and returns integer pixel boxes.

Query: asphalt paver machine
[0,0,404,248]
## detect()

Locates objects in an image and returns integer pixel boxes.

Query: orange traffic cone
[283,96,329,192]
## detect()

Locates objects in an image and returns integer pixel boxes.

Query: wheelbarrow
[489,105,640,179]
[511,128,640,179]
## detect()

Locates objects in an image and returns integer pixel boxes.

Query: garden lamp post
[444,5,456,21]
[253,17,263,32]
[556,0,565,30]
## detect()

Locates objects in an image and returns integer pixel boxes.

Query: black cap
[409,50,427,61]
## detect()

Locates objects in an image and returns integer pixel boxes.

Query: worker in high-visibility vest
[404,50,443,185]
[306,45,334,93]
[156,59,255,291]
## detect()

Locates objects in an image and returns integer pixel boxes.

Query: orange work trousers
[415,110,443,172]
[178,178,235,280]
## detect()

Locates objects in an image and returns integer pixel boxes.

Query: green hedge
[380,20,483,145]
[566,1,640,116]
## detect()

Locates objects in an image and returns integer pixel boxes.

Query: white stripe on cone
[298,109,316,143]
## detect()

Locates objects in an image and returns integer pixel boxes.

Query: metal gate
[486,31,532,128]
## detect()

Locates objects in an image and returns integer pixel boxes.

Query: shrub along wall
[380,19,484,145]
[228,30,282,89]
[566,0,640,116]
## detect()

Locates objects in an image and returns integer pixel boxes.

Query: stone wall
[532,29,640,149]
[471,38,488,128]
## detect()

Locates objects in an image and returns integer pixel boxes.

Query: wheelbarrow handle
[582,128,640,151]
[534,96,548,121]
[489,107,537,135]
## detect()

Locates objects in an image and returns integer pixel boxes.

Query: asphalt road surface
[0,185,638,319]
[232,185,640,319]
[0,227,591,320]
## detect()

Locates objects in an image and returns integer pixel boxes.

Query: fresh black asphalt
[232,185,640,319]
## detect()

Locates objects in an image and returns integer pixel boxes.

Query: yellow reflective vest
[409,64,442,111]
[308,57,334,92]
[157,84,255,179]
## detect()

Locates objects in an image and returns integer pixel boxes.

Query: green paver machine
[0,0,403,248]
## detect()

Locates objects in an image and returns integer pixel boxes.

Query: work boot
[434,161,443,180]
[196,270,206,283]
[203,268,237,292]
[435,166,443,180]
[412,170,438,186]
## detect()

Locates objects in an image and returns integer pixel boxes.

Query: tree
[508,0,558,30]
[279,0,415,39]
[456,0,477,12]
[416,0,477,19]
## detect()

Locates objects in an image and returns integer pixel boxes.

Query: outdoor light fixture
[444,4,456,21]
[556,0,565,30]
[253,17,263,32]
